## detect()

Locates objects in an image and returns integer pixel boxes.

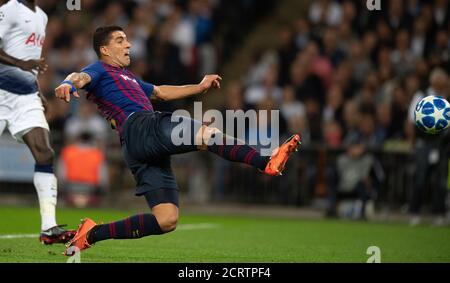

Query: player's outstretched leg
[197,125,301,176]
[65,204,177,255]
[23,128,76,244]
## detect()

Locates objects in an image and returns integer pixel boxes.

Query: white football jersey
[0,0,47,95]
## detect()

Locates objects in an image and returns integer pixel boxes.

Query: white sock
[33,172,58,231]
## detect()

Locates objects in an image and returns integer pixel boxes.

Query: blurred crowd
[231,0,449,146]
[223,0,449,223]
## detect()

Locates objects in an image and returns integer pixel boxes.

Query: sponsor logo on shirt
[120,74,138,84]
[25,33,45,47]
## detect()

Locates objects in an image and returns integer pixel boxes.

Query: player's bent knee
[156,213,178,233]
[163,215,178,232]
[152,203,179,233]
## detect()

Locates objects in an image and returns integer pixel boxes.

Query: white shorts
[0,88,49,143]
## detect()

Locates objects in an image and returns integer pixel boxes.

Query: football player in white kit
[0,0,75,244]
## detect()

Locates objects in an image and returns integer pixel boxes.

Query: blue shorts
[121,111,200,208]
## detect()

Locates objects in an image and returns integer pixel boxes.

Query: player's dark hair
[93,26,124,58]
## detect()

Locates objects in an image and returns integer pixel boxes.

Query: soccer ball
[414,95,450,134]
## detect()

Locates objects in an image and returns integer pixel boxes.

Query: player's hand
[55,83,79,103]
[17,58,48,74]
[199,74,222,94]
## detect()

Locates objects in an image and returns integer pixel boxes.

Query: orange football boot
[263,134,301,176]
[64,218,97,256]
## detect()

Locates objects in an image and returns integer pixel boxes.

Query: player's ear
[100,46,110,57]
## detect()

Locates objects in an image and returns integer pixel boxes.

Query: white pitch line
[0,223,219,239]
[0,234,39,239]
[177,223,220,230]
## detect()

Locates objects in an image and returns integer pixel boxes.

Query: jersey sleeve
[81,62,104,92]
[0,1,18,41]
[137,80,155,97]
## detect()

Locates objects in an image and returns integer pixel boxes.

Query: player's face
[104,31,132,67]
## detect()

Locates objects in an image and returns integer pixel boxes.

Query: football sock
[34,165,58,231]
[87,214,163,244]
[206,134,269,170]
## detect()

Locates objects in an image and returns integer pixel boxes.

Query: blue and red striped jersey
[81,61,154,136]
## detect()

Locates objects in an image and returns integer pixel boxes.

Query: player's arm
[153,74,222,101]
[0,50,48,74]
[54,72,92,103]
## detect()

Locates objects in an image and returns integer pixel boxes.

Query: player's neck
[100,58,124,69]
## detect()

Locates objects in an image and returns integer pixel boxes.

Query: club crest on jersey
[110,118,117,129]
[25,33,45,47]
[120,74,138,84]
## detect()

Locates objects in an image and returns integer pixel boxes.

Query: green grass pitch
[0,206,448,263]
